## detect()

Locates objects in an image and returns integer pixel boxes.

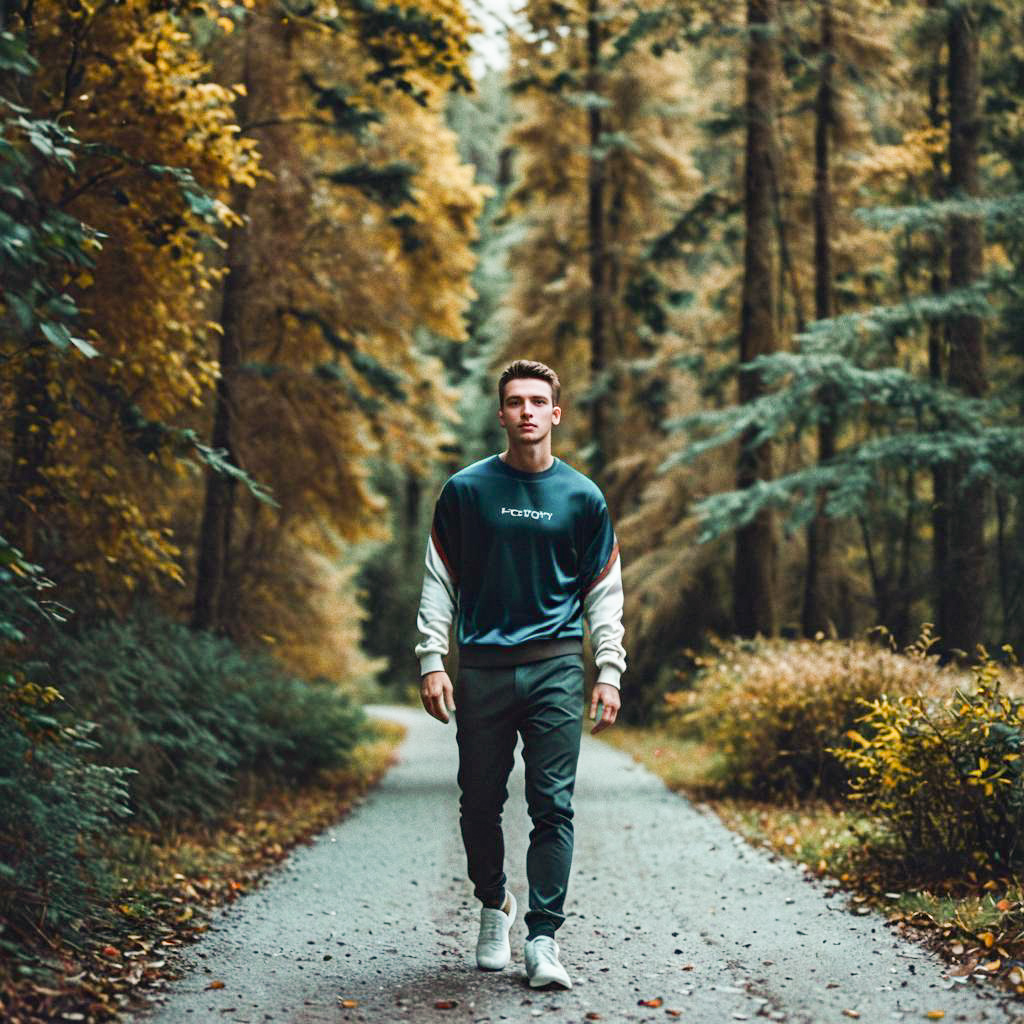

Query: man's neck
[500,444,554,474]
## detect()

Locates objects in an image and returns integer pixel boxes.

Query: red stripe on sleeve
[431,524,459,586]
[582,542,619,599]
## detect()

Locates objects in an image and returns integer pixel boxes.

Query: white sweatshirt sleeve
[414,534,457,677]
[583,549,626,689]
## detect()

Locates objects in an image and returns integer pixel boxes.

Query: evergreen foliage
[0,538,132,931]
[50,612,366,828]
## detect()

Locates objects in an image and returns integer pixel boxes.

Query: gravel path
[142,706,1019,1024]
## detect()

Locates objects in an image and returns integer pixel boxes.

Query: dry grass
[662,632,965,798]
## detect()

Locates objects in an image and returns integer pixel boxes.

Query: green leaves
[321,160,417,206]
[663,279,1021,542]
[0,34,109,369]
[0,29,38,75]
[144,162,223,224]
[39,319,99,358]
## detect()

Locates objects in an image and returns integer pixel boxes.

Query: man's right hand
[420,670,455,724]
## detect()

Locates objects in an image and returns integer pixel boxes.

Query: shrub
[0,542,365,935]
[50,611,366,828]
[0,537,132,932]
[835,652,1024,876]
[0,677,133,930]
[664,632,956,799]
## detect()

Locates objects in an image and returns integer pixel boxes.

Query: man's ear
[552,405,562,425]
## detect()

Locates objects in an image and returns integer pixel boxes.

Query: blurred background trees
[3,0,1024,720]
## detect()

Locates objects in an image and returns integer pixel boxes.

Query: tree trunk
[802,0,837,638]
[927,5,952,649]
[192,34,252,634]
[944,1,987,656]
[586,0,609,481]
[5,348,54,558]
[734,0,779,638]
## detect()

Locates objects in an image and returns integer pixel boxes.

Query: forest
[3,0,1024,1015]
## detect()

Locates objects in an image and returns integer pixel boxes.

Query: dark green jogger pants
[454,654,584,940]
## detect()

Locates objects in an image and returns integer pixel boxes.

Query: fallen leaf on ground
[638,997,663,1007]
[339,998,359,1008]
[585,1014,601,1021]
[681,963,695,971]
[925,1012,945,1020]
[435,1000,458,1010]
[205,980,225,990]
[666,1012,682,1019]
[842,1011,860,1019]
[949,959,978,978]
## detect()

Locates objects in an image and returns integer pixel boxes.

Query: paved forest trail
[142,706,1019,1024]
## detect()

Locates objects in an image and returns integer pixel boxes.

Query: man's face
[498,378,561,446]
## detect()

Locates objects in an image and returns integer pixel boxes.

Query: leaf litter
[0,726,402,1023]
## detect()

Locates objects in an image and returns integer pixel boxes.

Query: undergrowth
[607,629,1024,996]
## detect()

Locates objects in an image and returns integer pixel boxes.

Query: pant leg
[455,664,519,907]
[518,654,584,939]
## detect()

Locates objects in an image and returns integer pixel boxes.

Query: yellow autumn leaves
[4,0,484,681]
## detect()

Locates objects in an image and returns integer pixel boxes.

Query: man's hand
[420,670,455,724]
[589,682,620,734]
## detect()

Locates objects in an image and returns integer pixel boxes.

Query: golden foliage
[2,0,259,604]
[665,631,960,798]
[835,645,1024,874]
[194,0,486,657]
[499,0,703,465]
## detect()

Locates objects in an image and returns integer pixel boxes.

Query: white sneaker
[524,936,572,989]
[476,891,517,970]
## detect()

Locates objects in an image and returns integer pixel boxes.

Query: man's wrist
[595,667,621,690]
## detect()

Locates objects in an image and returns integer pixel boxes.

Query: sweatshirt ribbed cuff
[596,665,622,689]
[419,653,446,677]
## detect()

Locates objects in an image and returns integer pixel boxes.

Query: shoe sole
[528,976,572,990]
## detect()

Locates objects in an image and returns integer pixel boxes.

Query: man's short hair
[498,360,561,407]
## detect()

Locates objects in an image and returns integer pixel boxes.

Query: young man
[415,360,626,990]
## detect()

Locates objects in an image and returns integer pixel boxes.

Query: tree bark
[944,1,987,655]
[5,348,54,559]
[586,0,610,481]
[926,3,952,650]
[734,0,779,638]
[192,33,252,634]
[802,0,837,638]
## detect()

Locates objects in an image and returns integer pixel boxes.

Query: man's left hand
[589,682,620,734]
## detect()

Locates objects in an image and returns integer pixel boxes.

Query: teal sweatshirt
[416,455,626,680]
